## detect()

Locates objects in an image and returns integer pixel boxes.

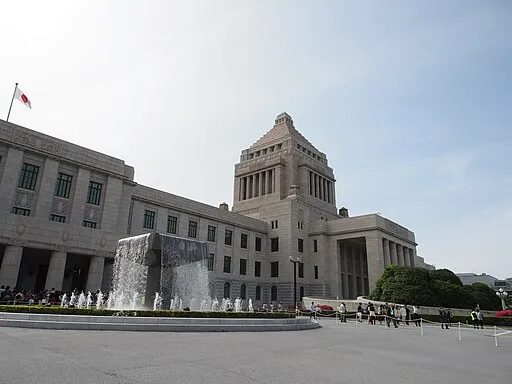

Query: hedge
[0,305,295,318]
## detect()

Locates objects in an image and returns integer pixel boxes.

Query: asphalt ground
[0,317,510,384]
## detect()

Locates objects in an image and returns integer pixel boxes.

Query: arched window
[240,284,247,300]
[224,282,230,299]
[271,285,278,301]
[209,282,216,298]
[255,285,261,300]
[299,286,304,301]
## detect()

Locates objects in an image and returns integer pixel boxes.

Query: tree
[468,283,502,310]
[370,265,437,306]
[429,269,463,286]
[369,266,499,309]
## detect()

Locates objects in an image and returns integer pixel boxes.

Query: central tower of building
[232,112,337,217]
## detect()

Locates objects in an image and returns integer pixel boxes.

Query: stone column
[342,249,349,299]
[365,236,385,293]
[252,174,257,197]
[359,248,366,295]
[383,238,391,266]
[319,177,323,200]
[258,173,263,196]
[34,157,60,219]
[324,179,328,201]
[0,147,23,213]
[260,172,266,195]
[70,168,91,225]
[326,181,331,203]
[241,177,246,200]
[45,251,67,290]
[351,248,357,298]
[409,248,415,266]
[397,244,404,266]
[390,241,398,265]
[86,256,105,292]
[403,246,410,266]
[0,245,23,288]
[315,174,319,198]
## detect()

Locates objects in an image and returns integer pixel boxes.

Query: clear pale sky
[1,1,511,279]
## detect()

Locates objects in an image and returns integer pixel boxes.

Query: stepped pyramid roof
[250,113,319,152]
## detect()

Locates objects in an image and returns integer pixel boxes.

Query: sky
[1,1,511,279]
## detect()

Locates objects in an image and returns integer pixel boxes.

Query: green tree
[429,269,463,286]
[370,265,437,306]
[468,283,502,310]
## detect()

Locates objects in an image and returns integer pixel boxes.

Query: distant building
[456,273,499,288]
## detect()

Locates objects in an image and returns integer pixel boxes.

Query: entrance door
[34,265,49,293]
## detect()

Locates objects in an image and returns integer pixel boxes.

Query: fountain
[96,291,104,310]
[248,299,254,312]
[109,233,209,310]
[77,292,86,309]
[60,293,68,308]
[86,292,93,309]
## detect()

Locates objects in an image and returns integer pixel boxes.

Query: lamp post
[496,288,508,310]
[289,255,302,314]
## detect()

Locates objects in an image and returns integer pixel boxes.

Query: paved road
[0,318,510,384]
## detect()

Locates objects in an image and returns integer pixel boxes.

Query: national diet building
[0,113,430,305]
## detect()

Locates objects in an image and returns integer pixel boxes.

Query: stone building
[0,113,426,305]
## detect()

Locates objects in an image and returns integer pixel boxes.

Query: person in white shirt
[412,305,421,326]
[338,302,347,322]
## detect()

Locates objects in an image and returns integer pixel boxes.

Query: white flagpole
[6,83,18,122]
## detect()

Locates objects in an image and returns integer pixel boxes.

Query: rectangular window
[143,210,155,229]
[223,256,231,273]
[188,220,198,238]
[255,237,262,252]
[298,262,304,278]
[241,233,248,249]
[271,220,279,229]
[271,237,279,252]
[167,215,177,234]
[54,172,73,198]
[86,181,102,205]
[271,261,279,277]
[83,220,97,228]
[50,214,66,223]
[207,225,216,242]
[298,238,304,253]
[18,163,39,190]
[12,207,30,216]
[255,261,261,277]
[313,239,318,252]
[207,253,214,271]
[314,265,319,279]
[240,259,247,275]
[225,229,233,246]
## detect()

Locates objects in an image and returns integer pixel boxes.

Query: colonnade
[339,243,368,299]
[382,238,415,267]
[0,244,105,292]
[238,168,275,201]
[308,170,333,203]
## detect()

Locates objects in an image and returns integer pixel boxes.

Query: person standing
[476,309,484,329]
[309,302,315,319]
[412,305,421,326]
[338,302,347,323]
[470,308,478,329]
[356,303,363,322]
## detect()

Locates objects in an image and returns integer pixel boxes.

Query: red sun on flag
[14,86,32,109]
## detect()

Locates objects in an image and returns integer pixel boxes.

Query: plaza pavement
[0,318,510,384]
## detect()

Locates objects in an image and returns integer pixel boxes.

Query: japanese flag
[14,86,32,109]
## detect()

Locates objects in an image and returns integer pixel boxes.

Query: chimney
[219,202,229,211]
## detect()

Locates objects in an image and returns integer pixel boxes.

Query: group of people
[470,308,485,329]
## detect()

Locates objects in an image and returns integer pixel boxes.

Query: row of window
[296,143,323,162]
[207,255,319,279]
[17,163,103,205]
[246,143,283,160]
[222,282,305,301]
[142,210,264,250]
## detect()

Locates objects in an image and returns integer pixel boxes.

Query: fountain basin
[0,312,319,332]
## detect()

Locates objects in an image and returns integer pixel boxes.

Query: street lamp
[496,288,508,310]
[289,255,303,314]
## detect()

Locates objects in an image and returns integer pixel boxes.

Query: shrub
[0,305,295,319]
